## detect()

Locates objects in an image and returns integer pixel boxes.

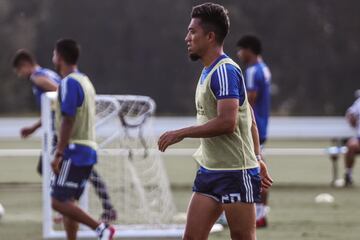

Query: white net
[41,93,195,239]
[89,95,177,225]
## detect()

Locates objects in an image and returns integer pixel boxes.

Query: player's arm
[20,119,42,138]
[245,68,259,107]
[346,113,357,128]
[247,91,257,107]
[250,107,273,189]
[346,106,358,128]
[159,64,241,151]
[158,98,239,151]
[52,78,83,174]
[32,75,58,92]
[250,107,260,156]
[52,115,75,174]
[174,98,239,138]
[21,76,58,138]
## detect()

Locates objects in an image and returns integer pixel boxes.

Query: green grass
[1,184,360,240]
[1,138,360,239]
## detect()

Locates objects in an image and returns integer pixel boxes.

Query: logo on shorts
[221,193,241,203]
[64,181,79,188]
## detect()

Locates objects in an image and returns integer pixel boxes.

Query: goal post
[40,92,222,239]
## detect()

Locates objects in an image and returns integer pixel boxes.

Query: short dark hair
[12,49,36,68]
[55,39,80,65]
[236,35,262,55]
[191,2,230,44]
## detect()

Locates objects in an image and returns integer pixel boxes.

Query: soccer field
[1,138,360,239]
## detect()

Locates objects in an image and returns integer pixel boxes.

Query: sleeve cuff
[61,110,76,117]
[216,95,240,100]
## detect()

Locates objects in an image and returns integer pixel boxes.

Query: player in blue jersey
[50,39,114,240]
[13,50,117,223]
[159,3,272,239]
[237,35,272,227]
[13,49,61,174]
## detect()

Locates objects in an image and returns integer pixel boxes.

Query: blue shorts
[51,159,93,202]
[65,143,97,166]
[192,167,261,204]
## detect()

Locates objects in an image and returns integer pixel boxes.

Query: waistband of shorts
[199,166,260,174]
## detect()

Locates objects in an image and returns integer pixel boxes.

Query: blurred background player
[13,50,60,174]
[158,3,272,239]
[343,89,360,186]
[50,39,115,240]
[237,35,271,227]
[12,50,117,222]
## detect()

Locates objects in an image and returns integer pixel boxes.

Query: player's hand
[348,114,358,128]
[158,130,184,152]
[51,153,63,175]
[20,126,36,138]
[259,159,273,190]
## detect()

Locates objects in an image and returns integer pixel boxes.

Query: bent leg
[345,138,360,169]
[89,170,113,209]
[52,198,100,230]
[183,193,223,240]
[344,138,360,186]
[63,214,79,240]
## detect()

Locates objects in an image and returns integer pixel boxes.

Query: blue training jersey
[244,61,271,142]
[30,67,61,107]
[58,71,97,166]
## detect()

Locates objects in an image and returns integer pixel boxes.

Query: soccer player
[343,90,360,186]
[158,3,273,240]
[236,35,272,227]
[13,50,60,173]
[12,50,117,222]
[50,39,114,240]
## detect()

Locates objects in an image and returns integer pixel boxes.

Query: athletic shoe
[256,217,268,228]
[98,224,115,240]
[100,209,117,223]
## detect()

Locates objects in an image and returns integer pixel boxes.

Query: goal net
[41,92,223,239]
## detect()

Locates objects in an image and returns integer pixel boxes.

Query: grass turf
[1,138,360,239]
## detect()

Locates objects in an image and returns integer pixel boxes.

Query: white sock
[96,222,106,236]
[256,204,266,220]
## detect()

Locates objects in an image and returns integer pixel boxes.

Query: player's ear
[207,31,216,43]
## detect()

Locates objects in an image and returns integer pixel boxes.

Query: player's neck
[201,47,224,68]
[31,64,40,74]
[61,65,78,77]
[248,56,262,66]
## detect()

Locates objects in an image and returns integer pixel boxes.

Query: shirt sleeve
[58,77,84,117]
[30,72,45,84]
[245,67,262,92]
[210,63,245,101]
[210,64,245,104]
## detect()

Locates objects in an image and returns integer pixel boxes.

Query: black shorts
[51,159,93,202]
[192,167,261,204]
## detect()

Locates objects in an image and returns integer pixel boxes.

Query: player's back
[245,61,271,141]
[31,67,61,106]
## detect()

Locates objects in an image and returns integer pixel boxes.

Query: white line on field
[0,148,330,157]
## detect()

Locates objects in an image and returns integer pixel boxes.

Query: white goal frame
[41,92,222,239]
